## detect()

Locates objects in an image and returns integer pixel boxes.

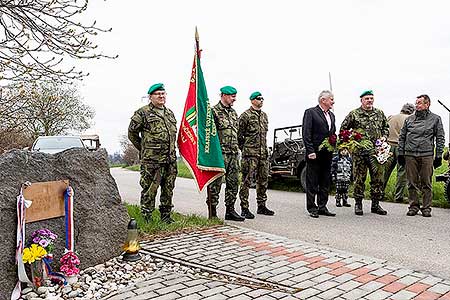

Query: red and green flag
[177,29,225,191]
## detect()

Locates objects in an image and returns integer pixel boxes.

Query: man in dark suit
[302,90,336,218]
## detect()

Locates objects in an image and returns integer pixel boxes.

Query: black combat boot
[406,208,418,216]
[354,199,363,215]
[371,200,387,215]
[142,208,153,223]
[143,213,153,223]
[342,195,351,207]
[241,207,255,219]
[257,205,275,216]
[421,209,431,217]
[225,206,245,221]
[160,208,174,224]
[208,204,217,219]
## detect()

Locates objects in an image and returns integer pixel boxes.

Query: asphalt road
[111,167,450,279]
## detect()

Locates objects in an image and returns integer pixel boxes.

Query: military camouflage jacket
[340,107,389,150]
[128,103,177,164]
[212,101,239,154]
[238,107,269,158]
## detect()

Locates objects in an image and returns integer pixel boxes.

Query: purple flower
[39,239,49,247]
[33,237,41,243]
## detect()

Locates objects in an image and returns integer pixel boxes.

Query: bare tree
[0,83,30,130]
[120,135,139,166]
[16,82,95,139]
[0,127,32,153]
[0,0,117,83]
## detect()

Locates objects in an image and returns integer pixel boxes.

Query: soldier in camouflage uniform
[128,83,178,224]
[340,90,389,216]
[206,86,245,221]
[238,91,275,219]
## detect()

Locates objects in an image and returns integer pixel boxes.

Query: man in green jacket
[398,94,445,217]
[238,91,275,219]
[207,86,245,221]
[340,90,389,216]
[128,83,178,223]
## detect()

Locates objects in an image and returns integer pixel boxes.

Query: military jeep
[268,125,307,191]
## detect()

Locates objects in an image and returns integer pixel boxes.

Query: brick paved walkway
[104,225,450,299]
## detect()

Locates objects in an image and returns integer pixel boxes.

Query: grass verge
[126,204,223,238]
[126,161,194,179]
[110,163,127,168]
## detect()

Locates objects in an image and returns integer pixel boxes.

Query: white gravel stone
[62,285,72,294]
[124,264,133,271]
[24,292,38,299]
[68,290,80,298]
[36,286,48,294]
[22,287,33,294]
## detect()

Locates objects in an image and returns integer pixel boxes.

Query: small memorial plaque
[24,180,69,223]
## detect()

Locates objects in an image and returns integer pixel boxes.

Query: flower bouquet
[30,228,57,280]
[374,137,392,164]
[320,129,372,154]
[336,129,372,154]
[60,251,80,284]
[22,244,47,289]
[319,133,337,152]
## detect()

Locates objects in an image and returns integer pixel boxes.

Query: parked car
[268,125,307,191]
[31,136,87,154]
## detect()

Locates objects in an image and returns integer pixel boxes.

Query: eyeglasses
[152,92,166,97]
[255,97,264,100]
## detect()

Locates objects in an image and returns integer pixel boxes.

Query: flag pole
[328,72,333,91]
[196,27,213,218]
[195,26,200,58]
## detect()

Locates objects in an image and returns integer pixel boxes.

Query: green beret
[249,91,262,100]
[147,83,165,95]
[360,90,373,98]
[220,86,237,95]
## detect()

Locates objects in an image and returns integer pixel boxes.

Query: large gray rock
[0,149,129,300]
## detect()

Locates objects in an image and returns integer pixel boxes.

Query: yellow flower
[22,247,35,264]
[22,244,47,264]
[31,244,47,260]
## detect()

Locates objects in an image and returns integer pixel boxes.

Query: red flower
[353,131,363,141]
[328,134,337,146]
[339,130,351,143]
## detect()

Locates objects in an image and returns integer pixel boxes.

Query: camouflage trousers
[207,153,239,208]
[353,152,385,202]
[140,162,178,216]
[383,145,408,201]
[239,156,269,208]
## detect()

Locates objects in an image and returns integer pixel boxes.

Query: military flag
[177,28,225,191]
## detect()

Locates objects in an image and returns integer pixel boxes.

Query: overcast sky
[77,0,450,154]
